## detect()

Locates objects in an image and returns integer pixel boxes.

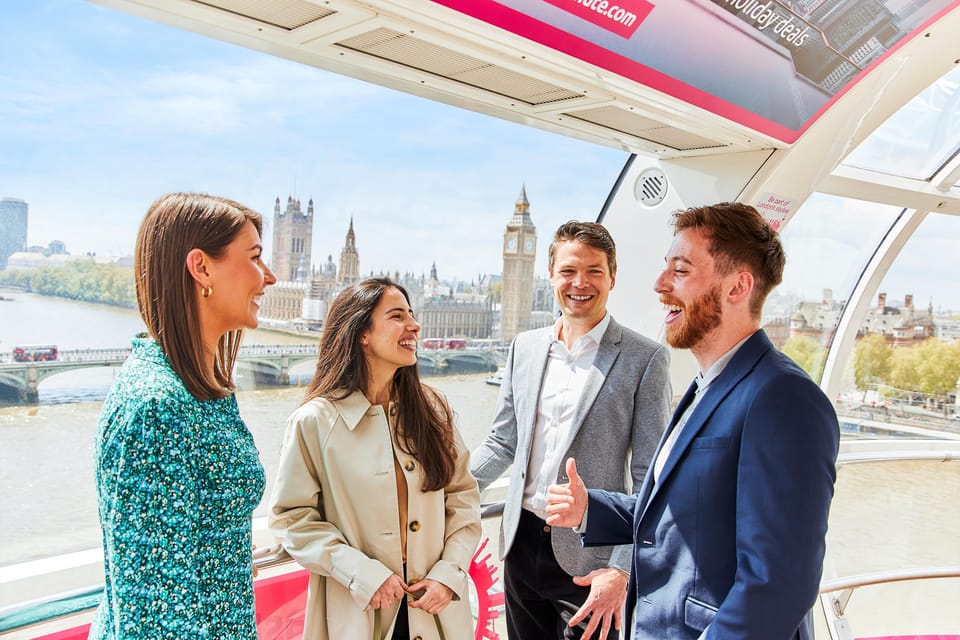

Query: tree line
[781,333,960,398]
[0,261,136,308]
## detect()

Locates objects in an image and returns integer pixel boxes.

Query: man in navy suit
[546,202,840,639]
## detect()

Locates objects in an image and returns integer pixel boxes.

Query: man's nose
[653,270,668,293]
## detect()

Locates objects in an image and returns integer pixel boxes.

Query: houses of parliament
[258,187,555,341]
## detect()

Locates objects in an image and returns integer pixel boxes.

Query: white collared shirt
[522,313,611,518]
[652,333,753,483]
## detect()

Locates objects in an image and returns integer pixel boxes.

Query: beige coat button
[404,460,415,472]
[409,520,421,532]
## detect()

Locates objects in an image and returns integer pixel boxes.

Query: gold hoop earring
[201,286,213,298]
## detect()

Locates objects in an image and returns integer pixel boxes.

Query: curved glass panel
[843,64,960,180]
[820,455,960,637]
[836,212,960,432]
[765,193,901,383]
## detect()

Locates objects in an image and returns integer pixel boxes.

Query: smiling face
[203,220,277,337]
[360,286,420,379]
[549,239,616,332]
[655,228,724,351]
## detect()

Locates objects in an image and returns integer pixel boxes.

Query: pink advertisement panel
[429,0,959,142]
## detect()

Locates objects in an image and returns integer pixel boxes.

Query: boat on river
[485,368,504,386]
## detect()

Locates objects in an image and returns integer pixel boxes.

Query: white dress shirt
[652,334,752,484]
[522,313,611,518]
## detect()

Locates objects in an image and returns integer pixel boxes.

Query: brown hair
[303,277,457,492]
[670,202,785,317]
[134,192,263,400]
[548,220,617,275]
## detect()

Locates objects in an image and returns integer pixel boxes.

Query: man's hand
[545,457,589,528]
[569,567,629,640]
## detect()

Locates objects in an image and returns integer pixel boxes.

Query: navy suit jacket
[583,330,840,639]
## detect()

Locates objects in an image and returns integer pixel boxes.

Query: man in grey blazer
[471,221,671,640]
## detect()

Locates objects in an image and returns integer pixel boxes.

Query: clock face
[506,235,518,252]
[524,238,535,254]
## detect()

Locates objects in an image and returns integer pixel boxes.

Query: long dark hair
[135,192,262,400]
[303,277,457,491]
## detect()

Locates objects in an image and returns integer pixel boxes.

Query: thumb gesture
[566,457,583,491]
[546,457,589,528]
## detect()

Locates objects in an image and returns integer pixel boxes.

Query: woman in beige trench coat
[269,277,481,640]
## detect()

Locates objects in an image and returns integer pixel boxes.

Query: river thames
[0,291,503,567]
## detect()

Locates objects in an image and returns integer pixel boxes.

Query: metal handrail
[820,566,960,594]
[837,450,958,464]
[0,585,103,634]
[820,566,960,621]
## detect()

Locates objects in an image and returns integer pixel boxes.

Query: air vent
[336,28,581,106]
[191,0,334,30]
[634,168,668,207]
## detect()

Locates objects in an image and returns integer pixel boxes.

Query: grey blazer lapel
[558,319,622,455]
[516,331,553,459]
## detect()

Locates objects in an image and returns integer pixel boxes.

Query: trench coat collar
[329,390,380,431]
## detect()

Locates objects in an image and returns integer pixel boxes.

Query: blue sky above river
[2,0,625,282]
[3,1,958,310]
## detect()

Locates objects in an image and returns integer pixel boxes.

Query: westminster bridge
[0,344,319,404]
[0,345,499,403]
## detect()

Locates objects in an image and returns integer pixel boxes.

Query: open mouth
[662,301,683,324]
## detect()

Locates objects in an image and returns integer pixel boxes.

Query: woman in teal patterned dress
[90,192,277,639]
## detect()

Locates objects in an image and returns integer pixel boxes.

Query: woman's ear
[185,248,210,286]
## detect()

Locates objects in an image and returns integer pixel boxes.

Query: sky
[1,0,626,282]
[3,0,959,310]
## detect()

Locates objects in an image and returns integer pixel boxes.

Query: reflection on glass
[765,193,900,383]
[843,64,960,180]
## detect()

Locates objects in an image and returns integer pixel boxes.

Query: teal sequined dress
[90,336,265,639]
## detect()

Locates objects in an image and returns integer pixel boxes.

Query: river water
[0,291,502,567]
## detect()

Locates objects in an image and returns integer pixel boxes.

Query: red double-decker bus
[12,344,59,362]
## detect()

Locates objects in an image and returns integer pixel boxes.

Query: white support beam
[820,209,928,401]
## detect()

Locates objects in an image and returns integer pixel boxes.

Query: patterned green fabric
[91,336,264,639]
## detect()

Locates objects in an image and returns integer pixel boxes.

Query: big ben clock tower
[500,185,537,342]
